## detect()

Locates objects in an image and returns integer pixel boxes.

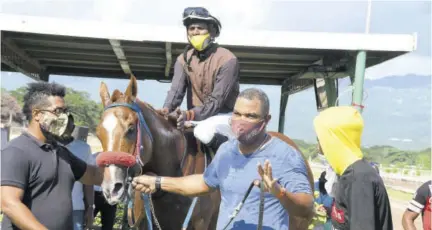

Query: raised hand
[257,159,285,197]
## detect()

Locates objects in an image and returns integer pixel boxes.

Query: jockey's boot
[207,133,229,154]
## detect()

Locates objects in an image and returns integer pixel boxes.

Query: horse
[95,75,220,230]
[95,75,314,230]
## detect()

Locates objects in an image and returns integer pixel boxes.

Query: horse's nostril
[112,182,123,195]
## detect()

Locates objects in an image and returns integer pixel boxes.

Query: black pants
[94,191,117,230]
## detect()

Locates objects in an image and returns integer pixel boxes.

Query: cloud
[389,137,413,143]
[89,0,271,30]
[93,0,130,23]
[365,53,432,79]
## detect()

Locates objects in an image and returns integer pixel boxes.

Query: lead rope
[148,194,162,230]
[221,180,266,230]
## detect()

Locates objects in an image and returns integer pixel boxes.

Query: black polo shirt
[1,132,87,230]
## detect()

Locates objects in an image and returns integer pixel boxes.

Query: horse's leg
[208,190,221,230]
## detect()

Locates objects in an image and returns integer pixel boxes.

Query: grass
[312,169,413,202]
[387,188,413,202]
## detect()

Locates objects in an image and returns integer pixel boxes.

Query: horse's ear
[125,74,138,102]
[100,81,111,107]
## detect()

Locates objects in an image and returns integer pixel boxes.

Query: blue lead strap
[142,193,153,230]
[182,197,198,230]
[181,150,209,229]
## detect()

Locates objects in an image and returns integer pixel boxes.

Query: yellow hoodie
[313,106,364,175]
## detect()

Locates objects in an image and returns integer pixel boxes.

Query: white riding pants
[191,113,235,144]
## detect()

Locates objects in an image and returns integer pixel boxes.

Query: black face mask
[49,114,75,145]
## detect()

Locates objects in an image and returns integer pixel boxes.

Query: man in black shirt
[313,106,393,230]
[402,180,431,230]
[1,82,104,230]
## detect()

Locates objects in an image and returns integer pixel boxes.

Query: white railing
[309,161,430,183]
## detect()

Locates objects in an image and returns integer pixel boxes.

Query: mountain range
[281,74,431,151]
[1,72,430,151]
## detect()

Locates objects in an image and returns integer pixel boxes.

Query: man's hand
[155,108,169,117]
[256,159,284,197]
[84,206,94,229]
[167,108,185,131]
[131,175,157,194]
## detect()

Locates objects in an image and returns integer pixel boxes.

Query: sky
[1,0,431,148]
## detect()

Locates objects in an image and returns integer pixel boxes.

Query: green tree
[6,87,103,133]
[64,88,103,132]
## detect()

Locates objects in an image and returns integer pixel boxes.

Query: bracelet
[155,176,162,191]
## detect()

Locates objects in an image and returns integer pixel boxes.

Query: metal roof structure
[1,14,416,95]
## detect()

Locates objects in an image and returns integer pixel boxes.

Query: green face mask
[188,33,211,51]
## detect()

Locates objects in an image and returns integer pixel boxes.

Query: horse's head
[96,75,153,205]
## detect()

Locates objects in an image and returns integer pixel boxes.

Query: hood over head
[313,106,364,175]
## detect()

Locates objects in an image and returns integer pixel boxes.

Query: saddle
[181,125,227,176]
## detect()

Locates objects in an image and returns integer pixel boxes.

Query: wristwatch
[155,176,162,191]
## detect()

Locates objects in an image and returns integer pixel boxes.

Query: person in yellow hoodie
[313,106,393,230]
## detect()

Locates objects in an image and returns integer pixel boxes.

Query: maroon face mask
[230,118,266,145]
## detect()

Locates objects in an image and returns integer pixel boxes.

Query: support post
[352,51,367,113]
[39,72,50,82]
[278,85,289,133]
[324,78,338,107]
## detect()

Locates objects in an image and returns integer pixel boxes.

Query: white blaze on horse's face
[101,112,128,205]
[102,113,118,151]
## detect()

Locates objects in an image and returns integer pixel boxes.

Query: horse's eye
[127,126,135,134]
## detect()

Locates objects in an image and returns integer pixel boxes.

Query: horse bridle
[102,101,161,230]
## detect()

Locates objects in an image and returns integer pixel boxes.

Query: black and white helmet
[182,7,221,37]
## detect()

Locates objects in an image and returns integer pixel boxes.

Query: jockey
[158,7,240,151]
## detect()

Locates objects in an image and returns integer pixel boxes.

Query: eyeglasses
[38,107,70,116]
[183,7,210,19]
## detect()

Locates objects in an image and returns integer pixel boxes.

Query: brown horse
[96,75,220,229]
[96,75,314,230]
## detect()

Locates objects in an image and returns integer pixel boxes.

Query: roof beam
[1,37,44,81]
[281,78,314,96]
[109,39,132,75]
[165,42,172,77]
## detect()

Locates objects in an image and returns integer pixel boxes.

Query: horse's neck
[138,101,184,176]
